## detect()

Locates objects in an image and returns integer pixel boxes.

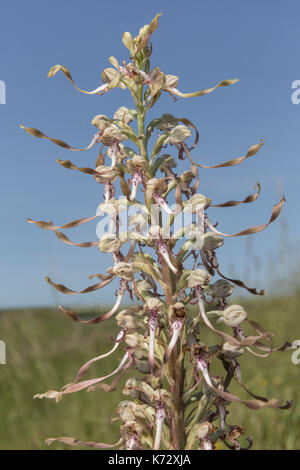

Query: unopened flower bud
[114,106,137,124]
[164,74,179,90]
[126,155,148,175]
[100,124,125,146]
[188,269,210,289]
[180,171,195,185]
[94,165,118,183]
[98,234,125,253]
[109,262,137,281]
[164,125,192,145]
[184,193,211,213]
[138,24,150,41]
[219,305,247,327]
[91,114,111,132]
[97,197,128,215]
[122,32,135,55]
[145,297,164,312]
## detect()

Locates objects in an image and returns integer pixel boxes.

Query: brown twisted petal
[216,267,265,296]
[207,195,285,238]
[211,183,261,208]
[20,125,97,151]
[53,229,98,247]
[246,319,292,355]
[27,214,99,231]
[58,304,118,324]
[73,330,125,383]
[257,341,292,353]
[45,437,123,448]
[48,65,108,95]
[60,352,129,395]
[183,139,264,169]
[210,384,288,411]
[169,78,239,99]
[88,370,128,393]
[45,276,113,295]
[235,366,293,410]
[200,364,291,411]
[88,273,112,281]
[88,356,135,393]
[56,159,101,176]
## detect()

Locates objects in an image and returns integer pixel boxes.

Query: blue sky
[1,0,299,308]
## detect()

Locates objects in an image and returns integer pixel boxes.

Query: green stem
[161,261,186,449]
[137,85,148,161]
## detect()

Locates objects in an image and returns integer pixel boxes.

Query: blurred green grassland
[1,291,300,450]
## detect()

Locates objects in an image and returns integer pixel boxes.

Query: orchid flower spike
[28,14,289,453]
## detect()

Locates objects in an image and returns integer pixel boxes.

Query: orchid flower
[144,298,164,372]
[163,303,187,363]
[195,354,214,388]
[107,141,120,167]
[154,402,166,450]
[127,155,148,201]
[103,180,115,204]
[149,226,178,274]
[146,178,175,215]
